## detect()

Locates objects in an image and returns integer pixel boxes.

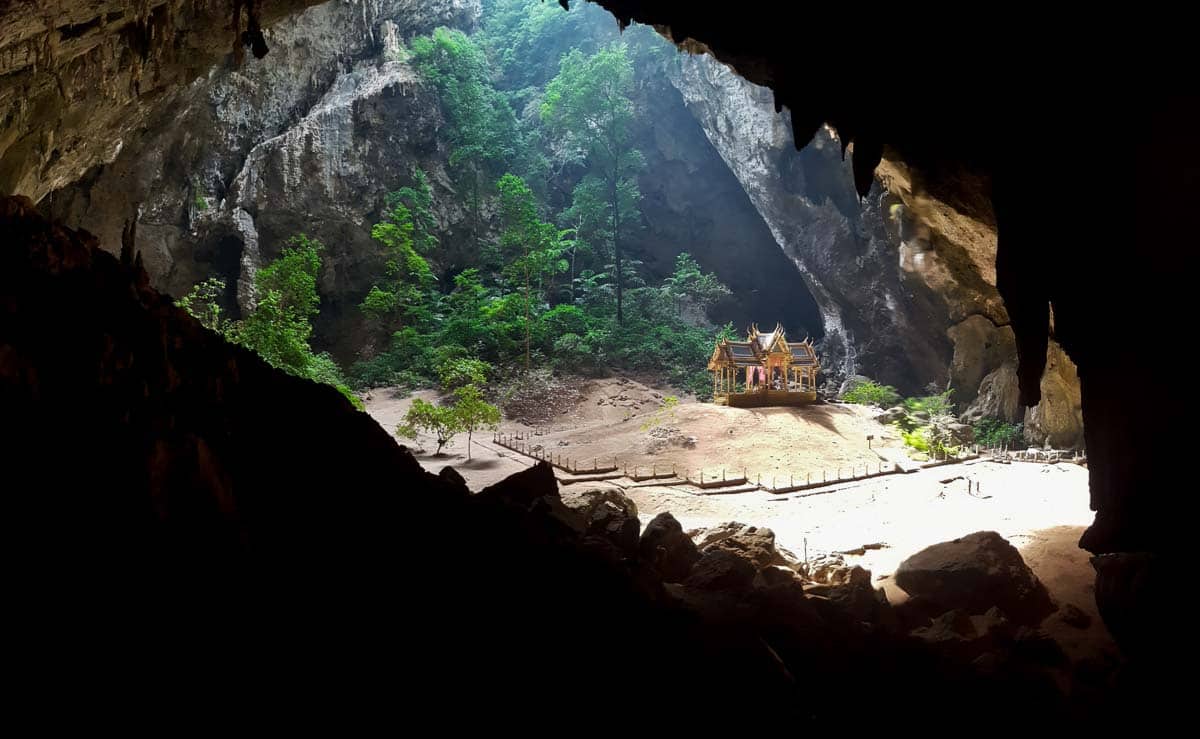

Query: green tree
[452,384,501,460]
[411,27,536,240]
[663,253,731,317]
[842,379,901,407]
[179,236,360,409]
[541,44,643,325]
[361,170,438,335]
[397,398,462,455]
[497,173,568,372]
[438,356,492,392]
[235,234,323,375]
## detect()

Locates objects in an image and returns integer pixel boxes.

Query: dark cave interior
[0,0,1191,727]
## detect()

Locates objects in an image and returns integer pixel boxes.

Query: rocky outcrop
[559,486,641,553]
[689,521,798,570]
[639,512,699,582]
[625,66,823,335]
[1024,340,1083,448]
[895,531,1055,625]
[671,55,951,393]
[670,53,1083,445]
[44,0,480,358]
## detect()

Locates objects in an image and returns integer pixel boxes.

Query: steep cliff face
[670,53,1083,446]
[44,0,481,357]
[623,64,823,336]
[670,54,951,394]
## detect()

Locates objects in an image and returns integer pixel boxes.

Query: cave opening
[193,233,246,320]
[0,0,1179,727]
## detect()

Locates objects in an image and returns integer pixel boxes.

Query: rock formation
[895,531,1056,625]
[42,0,481,358]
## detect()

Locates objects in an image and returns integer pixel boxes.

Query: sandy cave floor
[363,376,1116,665]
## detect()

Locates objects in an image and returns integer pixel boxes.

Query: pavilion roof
[725,342,761,366]
[789,344,817,365]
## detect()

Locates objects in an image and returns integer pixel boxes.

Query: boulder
[684,549,757,593]
[894,531,1054,624]
[640,512,701,582]
[438,465,468,492]
[690,522,797,570]
[874,406,907,424]
[750,567,823,627]
[1056,603,1092,630]
[688,521,745,549]
[911,606,1014,661]
[825,567,892,625]
[798,552,849,584]
[911,609,976,645]
[1012,626,1067,666]
[558,486,640,554]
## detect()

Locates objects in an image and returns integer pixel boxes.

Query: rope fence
[490,431,1074,494]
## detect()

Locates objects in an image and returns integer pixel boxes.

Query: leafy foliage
[841,379,901,407]
[541,43,643,324]
[452,384,502,459]
[339,7,736,401]
[640,395,679,431]
[360,170,438,333]
[902,390,955,419]
[974,417,1024,447]
[663,253,731,317]
[438,357,492,392]
[175,277,228,334]
[178,236,360,409]
[891,390,961,459]
[397,398,461,455]
[396,383,500,459]
[900,424,961,460]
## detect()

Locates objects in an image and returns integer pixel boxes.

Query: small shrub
[176,277,229,334]
[674,368,714,401]
[901,427,930,453]
[640,395,679,431]
[842,379,901,407]
[550,332,597,373]
[901,423,960,459]
[902,390,955,418]
[974,417,1023,447]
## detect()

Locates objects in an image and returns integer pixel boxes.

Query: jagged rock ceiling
[0,0,323,199]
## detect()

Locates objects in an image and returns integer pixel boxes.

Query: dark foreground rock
[639,512,700,582]
[895,531,1056,624]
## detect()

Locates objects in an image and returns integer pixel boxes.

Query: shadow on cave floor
[754,402,856,437]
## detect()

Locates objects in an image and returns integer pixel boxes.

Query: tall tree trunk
[471,169,480,247]
[467,428,473,460]
[525,263,531,373]
[612,172,622,325]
